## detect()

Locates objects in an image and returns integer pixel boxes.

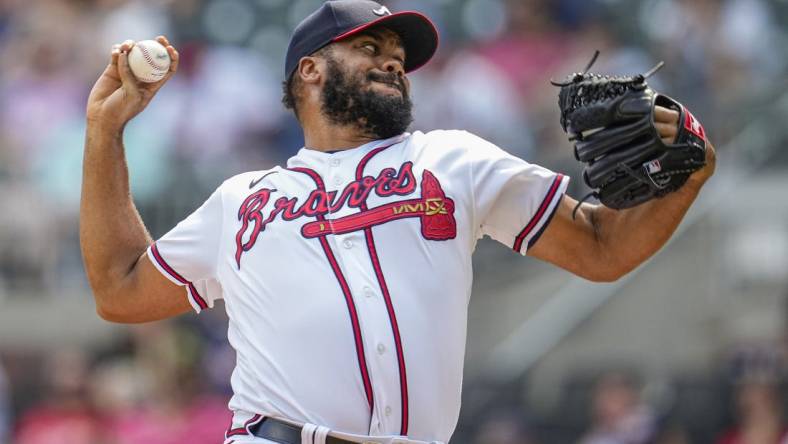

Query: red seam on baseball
[138,44,169,71]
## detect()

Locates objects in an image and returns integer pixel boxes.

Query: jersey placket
[324,156,404,436]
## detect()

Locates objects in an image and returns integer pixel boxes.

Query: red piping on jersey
[512,174,564,253]
[225,413,263,437]
[288,166,375,412]
[150,243,209,310]
[356,143,410,435]
[528,194,564,250]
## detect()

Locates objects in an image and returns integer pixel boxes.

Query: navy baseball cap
[285,0,439,79]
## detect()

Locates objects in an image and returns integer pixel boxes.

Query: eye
[361,43,378,55]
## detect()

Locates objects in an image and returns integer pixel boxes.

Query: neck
[302,118,379,153]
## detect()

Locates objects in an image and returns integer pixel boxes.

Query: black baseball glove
[554,52,707,214]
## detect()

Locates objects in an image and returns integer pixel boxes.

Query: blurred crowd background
[0,0,787,443]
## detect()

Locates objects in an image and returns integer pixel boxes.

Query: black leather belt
[250,417,353,444]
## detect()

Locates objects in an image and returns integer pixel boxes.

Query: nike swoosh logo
[249,171,279,189]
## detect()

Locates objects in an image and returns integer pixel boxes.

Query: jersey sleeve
[464,131,570,254]
[146,187,224,313]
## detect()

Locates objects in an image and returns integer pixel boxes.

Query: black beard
[320,58,413,140]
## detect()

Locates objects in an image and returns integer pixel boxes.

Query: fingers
[157,35,179,72]
[654,105,679,124]
[98,44,122,82]
[154,35,180,85]
[165,43,179,74]
[654,105,679,144]
[156,35,171,48]
[119,39,134,52]
[656,122,678,144]
[95,43,124,85]
[110,44,120,66]
[116,40,138,86]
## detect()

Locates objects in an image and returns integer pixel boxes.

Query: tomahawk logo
[373,6,391,16]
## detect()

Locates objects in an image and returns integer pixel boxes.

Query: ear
[296,56,323,85]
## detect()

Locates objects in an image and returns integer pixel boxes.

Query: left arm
[528,107,717,282]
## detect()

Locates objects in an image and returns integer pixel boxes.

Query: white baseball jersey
[147,130,569,443]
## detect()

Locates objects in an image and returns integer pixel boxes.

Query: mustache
[367,71,406,95]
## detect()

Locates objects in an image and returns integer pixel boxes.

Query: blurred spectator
[654,425,691,444]
[480,0,571,97]
[715,344,788,444]
[13,350,102,444]
[0,0,89,175]
[579,371,657,444]
[0,177,61,294]
[173,45,289,172]
[715,380,788,444]
[471,408,539,444]
[411,49,534,157]
[473,0,571,161]
[95,0,173,50]
[94,323,231,444]
[639,0,785,137]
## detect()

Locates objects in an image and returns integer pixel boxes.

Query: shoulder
[216,167,283,197]
[416,129,489,147]
[415,129,516,163]
[407,129,500,158]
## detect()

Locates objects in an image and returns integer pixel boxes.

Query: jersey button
[343,239,353,249]
[363,286,374,298]
[330,158,340,167]
[377,343,386,354]
[385,406,392,416]
[333,176,342,186]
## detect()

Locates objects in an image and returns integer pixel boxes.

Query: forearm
[588,174,708,277]
[80,123,151,297]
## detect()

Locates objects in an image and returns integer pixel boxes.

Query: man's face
[319,28,413,139]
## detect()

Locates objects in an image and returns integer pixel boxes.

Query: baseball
[127,40,170,83]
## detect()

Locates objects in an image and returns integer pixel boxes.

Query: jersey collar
[297,133,410,161]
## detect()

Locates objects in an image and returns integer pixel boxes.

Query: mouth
[370,79,404,95]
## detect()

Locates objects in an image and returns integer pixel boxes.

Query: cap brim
[332,11,439,74]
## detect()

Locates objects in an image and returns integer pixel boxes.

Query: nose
[382,59,405,78]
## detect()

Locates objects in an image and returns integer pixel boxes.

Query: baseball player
[81,1,716,443]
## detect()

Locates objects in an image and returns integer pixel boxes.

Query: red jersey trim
[512,174,565,253]
[356,143,410,435]
[288,166,376,412]
[149,243,209,311]
[225,413,263,438]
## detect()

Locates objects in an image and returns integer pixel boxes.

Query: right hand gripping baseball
[86,36,179,132]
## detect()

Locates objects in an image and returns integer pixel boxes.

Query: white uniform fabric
[147,130,569,443]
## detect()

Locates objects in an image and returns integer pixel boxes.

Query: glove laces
[572,191,597,220]
[551,50,665,87]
